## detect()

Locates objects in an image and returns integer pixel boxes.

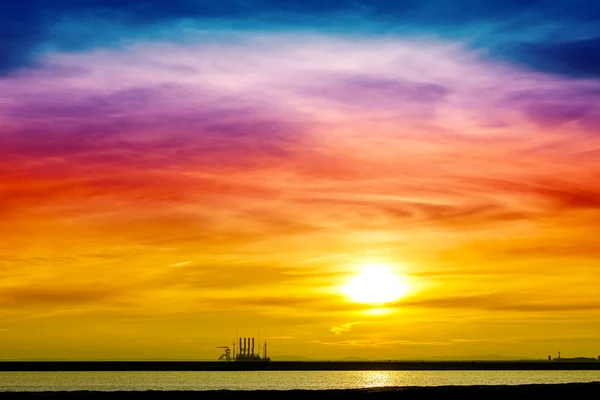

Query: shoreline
[1,383,600,399]
[2,360,600,371]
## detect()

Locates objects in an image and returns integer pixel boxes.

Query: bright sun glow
[342,264,410,305]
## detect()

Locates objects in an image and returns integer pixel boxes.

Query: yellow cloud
[331,322,363,335]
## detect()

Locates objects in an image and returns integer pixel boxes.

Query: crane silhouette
[216,346,231,362]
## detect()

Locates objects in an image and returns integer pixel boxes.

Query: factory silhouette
[217,337,271,362]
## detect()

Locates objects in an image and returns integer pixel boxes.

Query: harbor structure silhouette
[550,352,599,362]
[217,337,271,362]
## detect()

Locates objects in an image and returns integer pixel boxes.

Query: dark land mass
[1,361,600,371]
[1,383,600,399]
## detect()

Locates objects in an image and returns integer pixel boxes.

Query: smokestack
[252,338,255,356]
[264,341,267,359]
[243,338,247,357]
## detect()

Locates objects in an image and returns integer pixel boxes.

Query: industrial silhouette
[217,337,271,362]
[550,352,599,362]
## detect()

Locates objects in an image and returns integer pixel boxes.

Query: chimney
[243,338,247,357]
[252,338,255,356]
[264,341,268,359]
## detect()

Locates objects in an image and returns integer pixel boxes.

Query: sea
[1,371,600,391]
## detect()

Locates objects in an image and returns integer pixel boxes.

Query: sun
[342,264,410,305]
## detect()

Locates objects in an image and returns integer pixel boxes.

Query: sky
[1,1,600,361]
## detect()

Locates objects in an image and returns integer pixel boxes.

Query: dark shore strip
[2,361,600,371]
[2,383,600,399]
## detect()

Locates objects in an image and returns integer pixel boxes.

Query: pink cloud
[1,31,599,247]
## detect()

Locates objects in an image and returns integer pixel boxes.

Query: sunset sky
[1,1,600,361]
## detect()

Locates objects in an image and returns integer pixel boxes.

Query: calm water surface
[1,371,600,391]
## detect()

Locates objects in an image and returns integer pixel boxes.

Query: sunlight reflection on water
[1,371,600,391]
[361,371,393,387]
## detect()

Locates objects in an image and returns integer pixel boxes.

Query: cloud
[502,86,600,129]
[154,263,343,297]
[462,177,600,212]
[398,294,600,313]
[2,0,600,77]
[2,84,304,168]
[331,321,362,335]
[168,261,193,268]
[304,75,450,118]
[0,285,121,308]
[1,32,600,333]
[4,18,600,360]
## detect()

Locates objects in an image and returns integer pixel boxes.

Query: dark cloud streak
[399,294,600,313]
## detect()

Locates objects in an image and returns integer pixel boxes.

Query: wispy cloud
[331,322,362,335]
[1,29,600,359]
[168,261,193,268]
[398,294,600,313]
